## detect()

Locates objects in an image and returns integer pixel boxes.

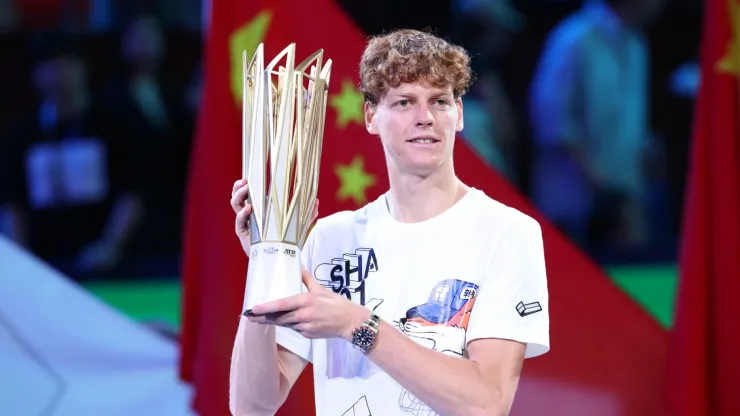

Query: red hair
[359,29,474,105]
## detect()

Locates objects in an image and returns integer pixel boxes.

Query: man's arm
[101,192,143,247]
[356,318,525,416]
[344,213,549,416]
[230,224,318,415]
[251,276,521,415]
[75,191,144,271]
[229,318,308,415]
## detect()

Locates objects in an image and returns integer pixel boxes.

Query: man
[528,0,664,250]
[0,34,141,279]
[229,29,550,416]
[100,14,194,267]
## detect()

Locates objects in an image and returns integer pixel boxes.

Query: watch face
[354,328,375,348]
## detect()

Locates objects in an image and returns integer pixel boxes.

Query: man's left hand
[247,267,370,341]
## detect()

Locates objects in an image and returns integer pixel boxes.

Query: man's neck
[385,161,467,223]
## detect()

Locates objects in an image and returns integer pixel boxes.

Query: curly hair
[359,29,474,106]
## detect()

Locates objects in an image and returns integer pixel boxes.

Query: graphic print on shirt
[314,247,378,306]
[314,247,383,380]
[341,395,373,416]
[394,279,480,416]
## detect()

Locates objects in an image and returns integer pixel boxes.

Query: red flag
[181,0,668,415]
[665,0,740,414]
[178,0,316,414]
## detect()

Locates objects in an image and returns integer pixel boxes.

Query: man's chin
[402,159,446,177]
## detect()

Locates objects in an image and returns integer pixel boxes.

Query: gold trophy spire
[241,43,332,314]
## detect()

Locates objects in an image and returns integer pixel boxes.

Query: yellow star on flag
[717,0,740,76]
[229,11,272,103]
[335,155,377,205]
[329,79,365,129]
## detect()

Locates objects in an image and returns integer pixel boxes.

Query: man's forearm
[102,192,143,247]
[360,321,508,416]
[230,318,287,415]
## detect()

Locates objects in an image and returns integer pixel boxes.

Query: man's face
[364,81,463,175]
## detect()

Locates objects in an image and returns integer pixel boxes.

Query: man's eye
[398,100,409,106]
[436,99,449,106]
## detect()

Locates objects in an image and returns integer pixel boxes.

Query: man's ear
[455,97,464,132]
[365,102,379,135]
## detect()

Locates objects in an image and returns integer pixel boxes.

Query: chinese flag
[665,0,740,415]
[181,0,667,415]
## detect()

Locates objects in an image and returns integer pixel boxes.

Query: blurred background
[0,0,699,323]
[1,0,729,415]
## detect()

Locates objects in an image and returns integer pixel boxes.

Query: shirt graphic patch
[314,247,378,305]
[516,300,543,317]
[395,279,480,416]
[341,395,372,416]
[315,248,381,380]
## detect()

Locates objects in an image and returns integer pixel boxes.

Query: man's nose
[414,104,434,127]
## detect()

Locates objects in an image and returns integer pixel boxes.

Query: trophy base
[242,242,303,315]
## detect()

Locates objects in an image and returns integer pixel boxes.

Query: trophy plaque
[241,43,332,315]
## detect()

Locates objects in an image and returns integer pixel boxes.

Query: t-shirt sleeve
[274,225,317,363]
[465,214,550,359]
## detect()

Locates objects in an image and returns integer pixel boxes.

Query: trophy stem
[242,242,303,314]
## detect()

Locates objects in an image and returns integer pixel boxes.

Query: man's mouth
[407,137,440,144]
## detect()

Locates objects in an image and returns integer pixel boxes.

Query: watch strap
[365,313,380,330]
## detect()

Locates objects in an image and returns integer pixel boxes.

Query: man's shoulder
[467,189,543,236]
[310,195,383,235]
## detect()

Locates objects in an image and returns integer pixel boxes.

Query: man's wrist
[343,304,372,342]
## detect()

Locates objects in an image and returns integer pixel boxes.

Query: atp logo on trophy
[241,43,333,315]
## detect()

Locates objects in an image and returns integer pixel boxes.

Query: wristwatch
[351,313,380,353]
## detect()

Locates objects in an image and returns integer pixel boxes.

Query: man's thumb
[301,266,319,291]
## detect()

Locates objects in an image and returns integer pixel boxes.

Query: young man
[229,29,549,416]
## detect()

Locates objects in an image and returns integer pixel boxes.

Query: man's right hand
[231,179,253,256]
[230,179,320,257]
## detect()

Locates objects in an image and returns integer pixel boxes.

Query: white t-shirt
[276,188,550,415]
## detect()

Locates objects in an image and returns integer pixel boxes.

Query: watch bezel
[351,314,380,353]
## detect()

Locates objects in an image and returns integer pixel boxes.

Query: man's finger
[236,204,252,230]
[232,178,247,195]
[251,293,306,314]
[269,310,301,325]
[230,184,250,213]
[248,310,299,325]
[302,266,321,291]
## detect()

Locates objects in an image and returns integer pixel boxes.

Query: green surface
[608,265,678,329]
[84,266,680,331]
[85,279,182,327]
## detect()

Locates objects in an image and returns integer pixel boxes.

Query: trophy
[241,43,332,315]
